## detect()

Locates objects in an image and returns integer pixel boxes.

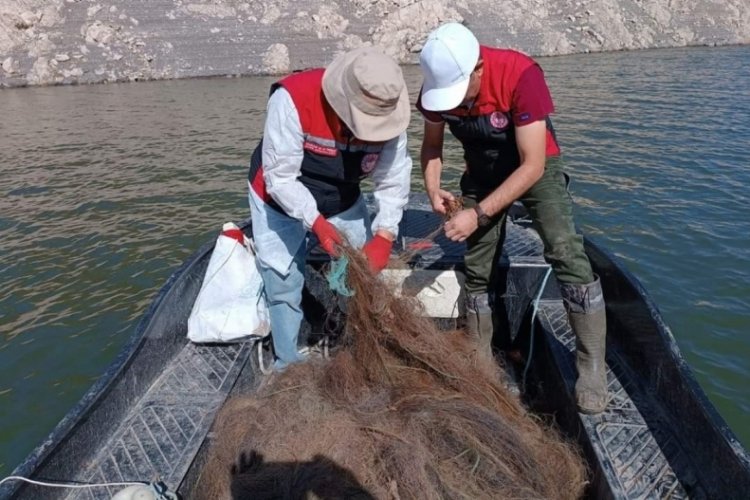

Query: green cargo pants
[463,157,594,296]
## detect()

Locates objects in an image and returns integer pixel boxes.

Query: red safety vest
[249,69,385,217]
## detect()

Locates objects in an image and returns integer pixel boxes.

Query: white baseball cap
[419,23,480,111]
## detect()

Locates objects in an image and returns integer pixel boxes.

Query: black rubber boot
[560,277,608,414]
[465,292,494,359]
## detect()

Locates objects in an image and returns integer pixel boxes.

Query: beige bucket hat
[322,47,410,142]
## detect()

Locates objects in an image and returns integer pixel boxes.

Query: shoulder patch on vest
[361,153,379,173]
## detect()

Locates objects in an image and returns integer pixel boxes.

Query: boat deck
[498,208,703,498]
[538,301,699,498]
[65,343,249,499]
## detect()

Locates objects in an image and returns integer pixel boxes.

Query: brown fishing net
[197,244,586,500]
[444,196,464,218]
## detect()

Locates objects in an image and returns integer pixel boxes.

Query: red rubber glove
[312,215,342,256]
[362,234,393,273]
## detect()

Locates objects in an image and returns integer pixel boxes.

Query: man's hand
[444,208,478,242]
[428,189,456,215]
[362,234,393,274]
[311,215,342,256]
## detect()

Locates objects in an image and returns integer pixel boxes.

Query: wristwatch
[474,204,492,227]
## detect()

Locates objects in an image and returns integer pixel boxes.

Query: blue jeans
[249,191,371,370]
[257,244,307,370]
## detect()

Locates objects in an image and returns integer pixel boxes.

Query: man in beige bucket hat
[247,46,412,370]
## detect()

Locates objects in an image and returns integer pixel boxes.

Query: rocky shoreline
[2,0,749,88]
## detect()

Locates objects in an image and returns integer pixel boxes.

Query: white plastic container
[381,269,466,318]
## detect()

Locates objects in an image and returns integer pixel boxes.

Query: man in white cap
[417,22,608,414]
[248,47,412,370]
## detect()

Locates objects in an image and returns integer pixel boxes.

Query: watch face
[474,205,491,226]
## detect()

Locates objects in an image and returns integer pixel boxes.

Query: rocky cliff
[1,0,749,87]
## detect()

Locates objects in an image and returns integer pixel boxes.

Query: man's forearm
[479,161,545,216]
[421,148,444,193]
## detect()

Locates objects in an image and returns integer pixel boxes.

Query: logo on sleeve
[490,111,509,129]
[361,153,379,173]
[303,141,338,157]
[519,112,531,122]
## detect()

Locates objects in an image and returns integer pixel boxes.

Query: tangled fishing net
[197,241,586,499]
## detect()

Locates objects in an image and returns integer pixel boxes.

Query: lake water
[1,45,748,475]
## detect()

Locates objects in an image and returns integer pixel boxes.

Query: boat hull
[2,196,748,499]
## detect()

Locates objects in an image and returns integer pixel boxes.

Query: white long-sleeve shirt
[261,88,412,236]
